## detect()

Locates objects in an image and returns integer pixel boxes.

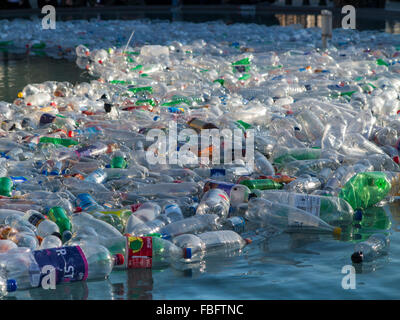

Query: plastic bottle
[160,214,221,240]
[23,210,62,240]
[246,198,342,236]
[196,188,230,220]
[338,172,391,210]
[255,190,356,226]
[47,207,73,242]
[0,177,13,197]
[172,230,250,262]
[0,243,123,290]
[239,179,283,190]
[75,193,105,213]
[351,233,390,263]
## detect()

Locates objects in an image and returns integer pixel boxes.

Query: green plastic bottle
[47,207,73,242]
[0,177,13,197]
[99,209,132,224]
[110,151,127,169]
[39,137,79,148]
[338,172,391,210]
[356,206,391,233]
[273,147,321,164]
[239,179,283,190]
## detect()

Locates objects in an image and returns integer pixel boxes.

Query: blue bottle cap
[62,230,73,242]
[184,248,192,259]
[161,233,171,240]
[354,209,363,221]
[6,279,17,292]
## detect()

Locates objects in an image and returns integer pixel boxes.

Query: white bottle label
[292,194,321,218]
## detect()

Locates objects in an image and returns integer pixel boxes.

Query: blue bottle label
[75,193,95,210]
[203,179,234,196]
[210,169,226,177]
[39,113,56,125]
[32,246,88,285]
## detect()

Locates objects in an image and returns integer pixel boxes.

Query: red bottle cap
[394,156,400,164]
[114,254,125,266]
[131,203,142,212]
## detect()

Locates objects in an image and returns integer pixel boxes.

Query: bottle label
[28,213,45,228]
[76,193,95,210]
[39,113,56,125]
[292,194,321,217]
[76,143,105,158]
[210,169,226,177]
[126,236,153,268]
[203,180,235,196]
[32,246,88,285]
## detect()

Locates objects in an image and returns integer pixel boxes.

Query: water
[0,203,397,300]
[0,52,92,103]
[1,13,400,300]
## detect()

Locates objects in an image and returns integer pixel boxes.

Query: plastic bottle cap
[244,238,252,245]
[394,156,400,164]
[6,279,17,292]
[114,254,125,266]
[62,231,73,242]
[351,251,363,264]
[184,248,192,259]
[333,227,342,237]
[161,233,171,240]
[248,193,258,200]
[354,209,363,221]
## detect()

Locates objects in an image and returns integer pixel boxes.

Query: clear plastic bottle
[246,198,342,236]
[23,210,62,240]
[255,190,356,226]
[351,233,390,263]
[0,243,123,290]
[159,214,221,240]
[196,188,230,220]
[172,230,250,262]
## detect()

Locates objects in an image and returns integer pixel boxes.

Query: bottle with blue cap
[0,243,124,290]
[255,190,356,227]
[0,272,17,297]
[247,198,342,237]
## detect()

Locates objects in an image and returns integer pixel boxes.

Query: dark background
[0,0,391,9]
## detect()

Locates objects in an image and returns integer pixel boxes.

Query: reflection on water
[126,268,154,300]
[0,52,92,103]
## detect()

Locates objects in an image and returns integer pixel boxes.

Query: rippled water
[0,202,398,300]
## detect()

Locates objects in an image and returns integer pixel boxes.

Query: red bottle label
[126,236,153,269]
